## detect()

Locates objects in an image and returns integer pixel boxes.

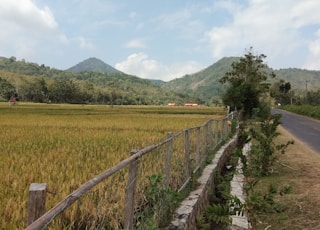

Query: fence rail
[26,111,237,230]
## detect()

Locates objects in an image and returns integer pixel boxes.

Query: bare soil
[254,125,320,230]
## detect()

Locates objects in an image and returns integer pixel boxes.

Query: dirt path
[260,125,320,229]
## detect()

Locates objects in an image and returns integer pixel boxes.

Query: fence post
[215,120,219,146]
[184,129,190,181]
[124,150,139,230]
[165,132,173,186]
[208,119,213,146]
[27,183,47,226]
[222,118,227,138]
[204,122,208,150]
[196,127,201,167]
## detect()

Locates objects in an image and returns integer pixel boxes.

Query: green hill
[162,57,239,103]
[67,57,122,74]
[162,57,320,102]
[0,56,193,105]
[1,55,320,105]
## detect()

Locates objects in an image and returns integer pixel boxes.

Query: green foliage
[0,57,197,105]
[270,80,293,105]
[220,48,275,119]
[198,156,245,229]
[138,174,180,228]
[162,57,238,102]
[283,104,320,119]
[248,114,294,176]
[245,182,290,218]
[204,203,232,226]
[232,107,294,228]
[306,90,320,105]
[1,55,320,106]
[0,77,16,100]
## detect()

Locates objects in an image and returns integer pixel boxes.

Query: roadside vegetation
[282,104,320,120]
[198,48,296,229]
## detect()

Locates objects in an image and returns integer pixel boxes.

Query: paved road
[272,109,320,153]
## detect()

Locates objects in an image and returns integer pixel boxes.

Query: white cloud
[0,0,57,32]
[125,39,146,48]
[129,11,138,20]
[156,7,205,40]
[204,0,320,69]
[115,52,203,81]
[0,0,66,60]
[78,37,95,50]
[304,29,320,70]
[157,9,191,30]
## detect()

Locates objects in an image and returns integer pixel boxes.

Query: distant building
[184,103,198,107]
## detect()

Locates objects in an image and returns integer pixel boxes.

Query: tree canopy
[220,48,275,118]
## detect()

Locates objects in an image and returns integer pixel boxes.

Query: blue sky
[1,0,320,81]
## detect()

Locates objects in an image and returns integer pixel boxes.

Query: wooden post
[124,150,139,230]
[165,132,173,186]
[208,120,213,146]
[27,183,47,226]
[215,120,219,145]
[184,129,190,181]
[196,127,201,167]
[204,123,208,150]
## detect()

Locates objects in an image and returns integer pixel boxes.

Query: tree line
[0,56,199,105]
[0,76,172,105]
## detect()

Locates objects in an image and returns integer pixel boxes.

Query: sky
[1,0,320,81]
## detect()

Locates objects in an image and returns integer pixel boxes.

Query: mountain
[162,57,239,103]
[274,68,320,93]
[1,55,320,105]
[67,57,122,74]
[163,57,320,103]
[0,56,194,105]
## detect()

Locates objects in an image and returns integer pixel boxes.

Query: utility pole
[305,80,308,104]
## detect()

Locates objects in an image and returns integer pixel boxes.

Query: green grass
[282,105,320,119]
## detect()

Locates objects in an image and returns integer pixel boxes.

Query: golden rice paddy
[0,102,224,229]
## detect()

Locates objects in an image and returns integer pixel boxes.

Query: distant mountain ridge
[0,55,319,105]
[162,57,239,102]
[162,57,320,103]
[67,57,122,74]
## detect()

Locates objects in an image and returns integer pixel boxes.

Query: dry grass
[254,125,320,230]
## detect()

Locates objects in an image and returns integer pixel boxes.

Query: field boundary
[167,133,239,229]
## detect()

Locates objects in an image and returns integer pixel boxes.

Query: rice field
[0,103,225,229]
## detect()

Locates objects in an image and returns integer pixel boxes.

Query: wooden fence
[25,112,237,230]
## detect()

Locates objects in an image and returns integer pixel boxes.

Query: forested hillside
[163,57,320,104]
[162,57,239,104]
[0,57,191,105]
[67,57,122,74]
[1,56,320,106]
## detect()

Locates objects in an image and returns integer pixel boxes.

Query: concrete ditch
[167,134,243,230]
[229,143,251,230]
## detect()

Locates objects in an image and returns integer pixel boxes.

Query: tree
[49,79,80,103]
[220,48,275,119]
[270,80,292,105]
[19,78,49,102]
[0,77,16,101]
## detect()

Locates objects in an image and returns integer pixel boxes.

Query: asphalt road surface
[272,109,320,153]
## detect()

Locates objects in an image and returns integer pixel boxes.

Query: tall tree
[0,77,16,101]
[270,80,292,105]
[220,48,275,119]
